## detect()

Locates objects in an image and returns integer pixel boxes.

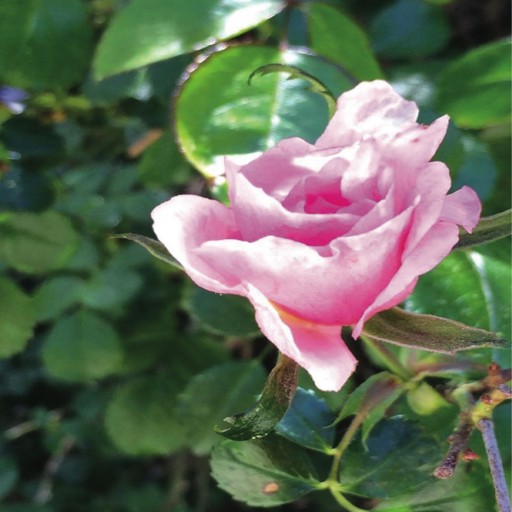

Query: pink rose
[152,80,481,391]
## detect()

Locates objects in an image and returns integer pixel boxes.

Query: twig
[478,418,511,512]
[34,436,75,504]
[433,414,473,479]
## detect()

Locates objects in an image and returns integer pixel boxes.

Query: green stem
[329,486,368,512]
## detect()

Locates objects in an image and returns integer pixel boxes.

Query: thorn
[462,449,480,461]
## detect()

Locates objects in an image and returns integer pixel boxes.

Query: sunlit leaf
[175,45,353,177]
[437,39,511,128]
[94,0,285,78]
[0,0,93,88]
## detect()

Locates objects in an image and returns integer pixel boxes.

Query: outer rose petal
[246,284,357,391]
[440,186,481,233]
[151,195,244,295]
[316,80,419,149]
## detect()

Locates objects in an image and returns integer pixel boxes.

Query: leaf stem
[478,418,511,512]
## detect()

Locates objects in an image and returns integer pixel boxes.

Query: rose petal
[196,205,414,325]
[151,195,243,294]
[246,284,357,391]
[353,222,460,338]
[316,80,419,149]
[440,186,482,233]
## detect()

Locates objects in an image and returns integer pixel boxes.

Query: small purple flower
[0,86,28,114]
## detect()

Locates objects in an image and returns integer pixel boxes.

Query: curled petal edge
[245,284,357,392]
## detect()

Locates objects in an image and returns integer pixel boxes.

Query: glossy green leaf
[104,374,187,455]
[306,2,383,80]
[362,307,507,354]
[182,284,259,337]
[0,210,79,275]
[42,311,124,382]
[437,39,511,128]
[33,276,85,322]
[335,372,405,443]
[406,250,511,339]
[175,361,267,454]
[94,0,285,78]
[216,354,299,441]
[339,417,440,498]
[112,234,183,270]
[175,45,353,176]
[0,277,35,358]
[370,0,450,59]
[456,209,511,250]
[275,388,336,453]
[211,435,320,506]
[0,0,93,88]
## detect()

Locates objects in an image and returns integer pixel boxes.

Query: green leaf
[0,276,35,358]
[138,131,192,189]
[42,311,124,382]
[216,353,299,441]
[211,435,320,506]
[339,417,440,498]
[93,0,285,78]
[182,284,259,337]
[275,387,336,453]
[370,0,450,59]
[437,39,511,128]
[306,2,383,80]
[175,361,267,455]
[335,372,405,443]
[374,461,495,511]
[80,266,143,311]
[175,45,354,177]
[406,250,511,339]
[112,233,183,270]
[456,210,511,250]
[0,0,93,88]
[362,307,508,353]
[0,210,79,275]
[33,276,85,322]
[104,374,187,456]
